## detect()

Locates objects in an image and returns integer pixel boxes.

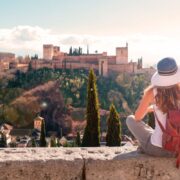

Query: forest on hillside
[0,68,150,134]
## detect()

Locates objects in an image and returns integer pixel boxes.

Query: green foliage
[69,46,73,55]
[59,69,88,107]
[96,73,150,113]
[82,69,100,147]
[40,119,47,147]
[0,68,89,127]
[56,138,61,147]
[28,61,33,72]
[147,112,155,129]
[9,142,16,147]
[0,132,7,147]
[0,87,22,121]
[50,137,57,147]
[68,46,83,56]
[4,68,149,115]
[0,67,150,130]
[31,138,37,147]
[106,104,121,146]
[75,131,81,147]
[8,68,57,90]
[31,54,38,60]
[62,140,76,147]
[114,73,150,111]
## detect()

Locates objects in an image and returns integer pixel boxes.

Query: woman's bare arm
[134,86,154,121]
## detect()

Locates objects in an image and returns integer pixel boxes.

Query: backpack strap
[153,110,166,133]
[154,110,179,136]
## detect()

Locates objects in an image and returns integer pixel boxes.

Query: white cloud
[0,26,49,55]
[0,25,180,66]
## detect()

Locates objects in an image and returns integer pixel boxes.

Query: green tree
[56,138,61,147]
[50,137,57,147]
[0,132,7,147]
[69,46,73,55]
[147,112,155,129]
[9,142,16,147]
[31,54,38,60]
[75,132,81,147]
[78,47,82,55]
[0,87,11,121]
[81,69,100,147]
[28,61,33,72]
[40,119,47,147]
[31,138,37,147]
[106,104,121,146]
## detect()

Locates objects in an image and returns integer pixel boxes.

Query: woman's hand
[147,105,154,113]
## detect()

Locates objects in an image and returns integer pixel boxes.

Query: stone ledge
[0,146,179,180]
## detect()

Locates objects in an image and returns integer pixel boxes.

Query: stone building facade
[0,52,15,71]
[116,43,128,64]
[0,52,15,62]
[43,44,54,60]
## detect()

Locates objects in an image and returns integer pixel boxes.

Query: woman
[126,57,180,157]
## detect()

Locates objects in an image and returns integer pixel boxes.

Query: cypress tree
[56,138,61,147]
[69,46,73,55]
[81,69,100,147]
[28,61,33,72]
[50,137,57,147]
[31,138,36,147]
[75,132,81,147]
[0,132,7,147]
[40,119,47,147]
[147,112,155,129]
[106,104,121,146]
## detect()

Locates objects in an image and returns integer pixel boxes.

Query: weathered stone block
[84,148,180,180]
[0,148,83,180]
[0,147,180,180]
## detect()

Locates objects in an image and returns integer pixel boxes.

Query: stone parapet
[0,147,179,180]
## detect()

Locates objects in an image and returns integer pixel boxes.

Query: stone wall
[0,147,179,180]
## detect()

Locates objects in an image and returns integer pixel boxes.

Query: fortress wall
[67,62,99,70]
[64,55,116,65]
[0,147,179,180]
[109,63,136,73]
[107,56,116,64]
[66,56,99,63]
[136,67,156,75]
[30,59,138,75]
[0,53,15,62]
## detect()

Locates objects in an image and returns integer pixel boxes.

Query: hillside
[0,68,151,135]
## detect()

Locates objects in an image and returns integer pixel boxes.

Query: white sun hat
[151,57,180,87]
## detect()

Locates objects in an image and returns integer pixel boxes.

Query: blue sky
[0,0,180,66]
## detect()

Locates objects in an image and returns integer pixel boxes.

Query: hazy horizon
[1,0,180,66]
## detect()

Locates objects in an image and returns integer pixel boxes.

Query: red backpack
[154,110,180,168]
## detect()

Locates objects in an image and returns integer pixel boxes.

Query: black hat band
[158,67,178,76]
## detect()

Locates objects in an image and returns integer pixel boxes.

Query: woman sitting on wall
[126,57,180,157]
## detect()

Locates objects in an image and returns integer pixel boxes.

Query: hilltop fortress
[30,43,154,76]
[0,44,155,77]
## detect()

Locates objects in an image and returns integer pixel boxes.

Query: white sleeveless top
[150,88,167,147]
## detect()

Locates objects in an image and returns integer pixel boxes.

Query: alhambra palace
[0,43,155,76]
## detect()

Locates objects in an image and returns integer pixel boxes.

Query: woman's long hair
[155,84,180,113]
